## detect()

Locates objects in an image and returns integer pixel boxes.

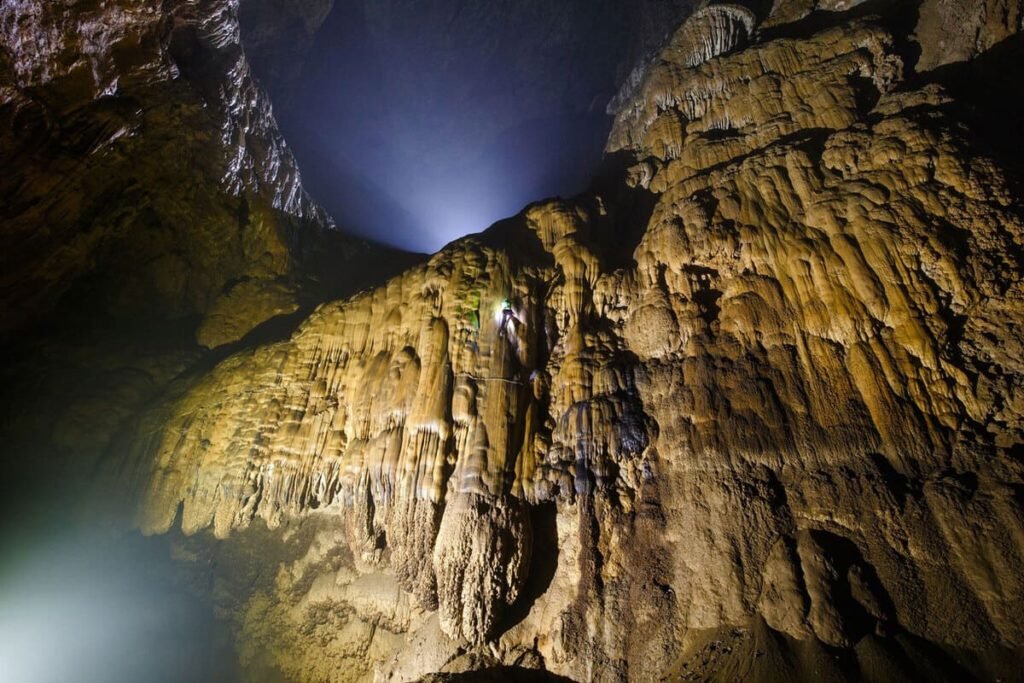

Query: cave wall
[3,0,1024,681]
[0,0,345,336]
[106,1,1024,681]
[0,0,409,518]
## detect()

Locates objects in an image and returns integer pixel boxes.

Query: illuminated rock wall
[119,3,1024,679]
[0,0,410,503]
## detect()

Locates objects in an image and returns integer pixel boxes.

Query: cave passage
[247,1,642,253]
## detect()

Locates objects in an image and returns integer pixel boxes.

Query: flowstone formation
[0,0,409,504]
[3,0,1023,680]
[111,1,1024,680]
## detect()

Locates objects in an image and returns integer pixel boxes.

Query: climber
[496,297,514,332]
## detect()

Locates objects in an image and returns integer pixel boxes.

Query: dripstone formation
[0,0,411,497]
[4,0,1024,681]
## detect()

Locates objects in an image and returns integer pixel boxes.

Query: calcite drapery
[116,2,1024,680]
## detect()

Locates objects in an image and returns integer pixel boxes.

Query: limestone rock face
[0,0,379,340]
[915,0,1024,70]
[0,0,407,501]
[670,5,757,68]
[120,4,1024,679]
[6,0,1024,681]
[765,0,871,27]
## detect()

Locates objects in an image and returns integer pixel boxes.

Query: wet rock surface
[0,0,412,511]
[4,0,1024,681]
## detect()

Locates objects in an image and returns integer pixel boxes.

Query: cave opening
[239,1,682,253]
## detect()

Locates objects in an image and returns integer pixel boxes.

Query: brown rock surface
[0,0,338,337]
[4,0,1024,681]
[0,0,411,501]
[915,0,1024,70]
[106,3,1024,680]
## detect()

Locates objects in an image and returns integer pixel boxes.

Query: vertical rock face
[119,4,1024,678]
[5,0,1024,681]
[126,230,573,644]
[0,0,407,503]
[0,0,381,341]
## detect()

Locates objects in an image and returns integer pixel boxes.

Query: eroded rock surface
[915,0,1024,70]
[108,3,1024,680]
[0,0,409,506]
[0,0,346,337]
[5,0,1024,681]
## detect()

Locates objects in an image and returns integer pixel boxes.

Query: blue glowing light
[272,2,617,253]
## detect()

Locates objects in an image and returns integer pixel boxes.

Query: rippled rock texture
[6,0,1024,681]
[101,1,1024,680]
[0,0,408,502]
